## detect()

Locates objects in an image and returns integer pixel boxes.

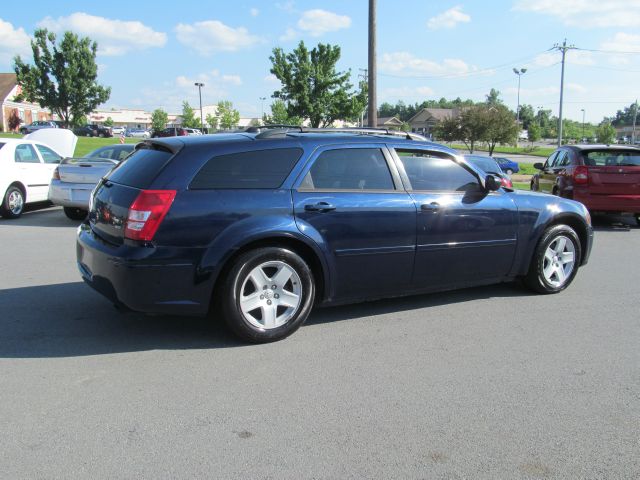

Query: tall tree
[434,106,488,153]
[270,41,367,127]
[180,101,198,128]
[485,88,503,106]
[13,29,110,128]
[217,101,240,130]
[596,122,616,144]
[263,99,302,126]
[205,113,218,131]
[609,102,638,126]
[151,108,168,132]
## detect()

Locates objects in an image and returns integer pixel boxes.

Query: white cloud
[0,18,31,63]
[381,86,435,100]
[297,9,351,36]
[276,1,296,13]
[175,20,261,55]
[600,32,640,64]
[222,75,242,85]
[279,27,299,42]
[427,6,471,30]
[250,8,259,17]
[37,12,166,56]
[567,83,588,94]
[380,52,477,77]
[264,74,280,85]
[513,0,640,28]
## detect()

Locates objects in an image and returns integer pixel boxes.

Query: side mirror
[484,174,502,192]
[533,162,544,170]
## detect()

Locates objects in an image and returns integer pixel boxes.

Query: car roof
[565,144,640,151]
[147,130,456,154]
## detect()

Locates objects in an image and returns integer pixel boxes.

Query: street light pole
[581,108,585,141]
[259,97,266,121]
[367,0,377,128]
[513,68,527,123]
[632,99,638,144]
[194,82,204,131]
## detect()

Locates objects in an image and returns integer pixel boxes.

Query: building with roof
[407,108,459,137]
[0,73,55,132]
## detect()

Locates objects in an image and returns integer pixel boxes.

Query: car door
[13,143,51,202]
[539,151,562,193]
[390,147,518,288]
[292,144,417,301]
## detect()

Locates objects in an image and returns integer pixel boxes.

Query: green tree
[485,88,503,106]
[596,122,616,144]
[528,122,541,143]
[434,106,488,153]
[13,28,110,128]
[217,100,240,130]
[180,101,199,128]
[518,104,536,130]
[608,102,639,126]
[205,113,218,131]
[151,108,168,132]
[270,41,367,127]
[263,99,302,125]
[484,105,519,155]
[104,116,114,127]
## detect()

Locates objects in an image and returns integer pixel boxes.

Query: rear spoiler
[61,157,119,165]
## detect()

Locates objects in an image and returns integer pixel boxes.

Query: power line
[575,47,640,55]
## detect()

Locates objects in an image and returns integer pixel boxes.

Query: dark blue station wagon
[77,128,593,342]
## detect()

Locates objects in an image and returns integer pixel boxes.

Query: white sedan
[0,138,65,218]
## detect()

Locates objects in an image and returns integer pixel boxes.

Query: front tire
[1,186,25,219]
[524,224,581,294]
[220,247,315,343]
[63,207,88,221]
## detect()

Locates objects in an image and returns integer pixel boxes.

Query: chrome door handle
[421,202,440,212]
[304,202,336,212]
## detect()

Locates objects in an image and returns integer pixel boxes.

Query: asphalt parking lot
[1,206,638,479]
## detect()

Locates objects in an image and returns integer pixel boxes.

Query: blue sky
[1,0,639,122]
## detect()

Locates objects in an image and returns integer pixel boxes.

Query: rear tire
[506,168,514,175]
[0,186,25,219]
[635,214,640,226]
[220,247,315,343]
[63,207,88,221]
[524,224,581,294]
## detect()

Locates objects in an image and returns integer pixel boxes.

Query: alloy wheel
[542,235,575,287]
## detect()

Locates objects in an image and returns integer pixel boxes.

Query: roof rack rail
[253,125,429,141]
[245,124,304,134]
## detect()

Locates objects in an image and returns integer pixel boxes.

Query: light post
[537,106,544,128]
[581,109,585,142]
[194,82,204,131]
[259,97,266,121]
[513,68,527,123]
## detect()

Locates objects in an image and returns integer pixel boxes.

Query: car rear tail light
[52,167,60,180]
[574,165,589,185]
[124,190,176,241]
[501,176,512,188]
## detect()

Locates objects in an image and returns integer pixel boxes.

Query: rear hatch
[58,158,118,184]
[581,149,640,195]
[89,144,175,245]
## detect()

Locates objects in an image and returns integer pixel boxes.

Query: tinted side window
[107,146,173,189]
[190,148,303,189]
[397,152,478,192]
[302,148,394,190]
[554,151,569,167]
[15,144,40,163]
[36,145,62,164]
[544,151,559,168]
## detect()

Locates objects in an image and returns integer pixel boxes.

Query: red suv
[531,145,640,224]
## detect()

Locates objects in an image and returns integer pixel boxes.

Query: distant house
[407,108,459,137]
[362,115,404,130]
[0,73,54,132]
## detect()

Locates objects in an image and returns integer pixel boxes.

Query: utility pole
[581,108,585,141]
[368,0,377,128]
[358,68,368,127]
[632,99,638,144]
[194,82,204,131]
[553,39,576,147]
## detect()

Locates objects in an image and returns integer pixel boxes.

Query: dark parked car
[77,129,593,342]
[531,145,640,224]
[494,156,520,175]
[464,155,513,188]
[74,124,113,138]
[151,127,188,138]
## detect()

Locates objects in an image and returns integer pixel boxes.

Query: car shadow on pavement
[0,280,532,358]
[591,215,639,232]
[0,206,81,228]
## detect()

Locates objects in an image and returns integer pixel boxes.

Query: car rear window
[190,148,303,189]
[0,143,5,150]
[583,150,640,167]
[105,145,173,188]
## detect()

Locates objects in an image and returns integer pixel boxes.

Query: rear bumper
[574,190,640,214]
[76,224,211,316]
[49,180,93,209]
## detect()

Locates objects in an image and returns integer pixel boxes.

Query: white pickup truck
[49,144,135,220]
